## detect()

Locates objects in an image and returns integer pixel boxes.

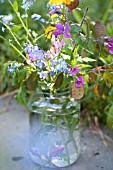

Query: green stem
[10,42,26,60]
[0,35,6,41]
[57,120,70,165]
[8,0,34,42]
[0,31,26,60]
[35,34,44,43]
[63,116,79,158]
[0,21,22,49]
[25,10,29,43]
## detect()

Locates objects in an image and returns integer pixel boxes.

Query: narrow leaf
[13,1,18,12]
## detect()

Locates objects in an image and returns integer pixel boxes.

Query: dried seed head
[94,21,106,38]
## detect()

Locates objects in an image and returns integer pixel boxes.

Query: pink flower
[48,5,61,15]
[52,35,65,54]
[49,145,64,158]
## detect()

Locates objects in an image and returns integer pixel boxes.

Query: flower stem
[10,43,26,60]
[0,35,6,41]
[8,0,34,43]
[63,116,79,158]
[0,21,22,49]
[57,120,70,165]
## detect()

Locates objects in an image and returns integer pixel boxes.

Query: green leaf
[77,56,96,63]
[71,59,77,67]
[13,1,18,12]
[15,86,27,108]
[106,106,113,130]
[60,76,73,89]
[11,25,22,33]
[73,45,79,56]
[61,53,70,60]
[80,64,92,68]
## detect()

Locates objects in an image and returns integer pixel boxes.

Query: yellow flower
[45,25,56,39]
[49,0,73,6]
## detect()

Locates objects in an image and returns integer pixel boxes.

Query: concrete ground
[0,98,113,170]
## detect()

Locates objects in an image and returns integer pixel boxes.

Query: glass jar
[28,88,80,168]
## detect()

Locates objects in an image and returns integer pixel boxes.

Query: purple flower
[68,65,80,76]
[104,36,113,55]
[49,145,64,158]
[75,76,85,88]
[53,23,71,38]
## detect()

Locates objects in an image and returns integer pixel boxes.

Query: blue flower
[31,14,46,23]
[25,44,45,62]
[24,44,32,54]
[2,14,13,24]
[39,18,46,23]
[35,61,45,68]
[2,27,5,32]
[51,60,58,66]
[13,63,19,68]
[22,0,35,10]
[7,63,18,73]
[31,14,41,20]
[7,66,15,73]
[38,71,48,80]
[0,15,4,18]
[50,70,55,76]
[54,60,68,72]
[21,14,28,18]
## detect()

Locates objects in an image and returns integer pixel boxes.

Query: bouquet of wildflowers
[1,0,113,169]
[0,0,113,107]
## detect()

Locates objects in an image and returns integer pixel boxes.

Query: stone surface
[0,98,113,170]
